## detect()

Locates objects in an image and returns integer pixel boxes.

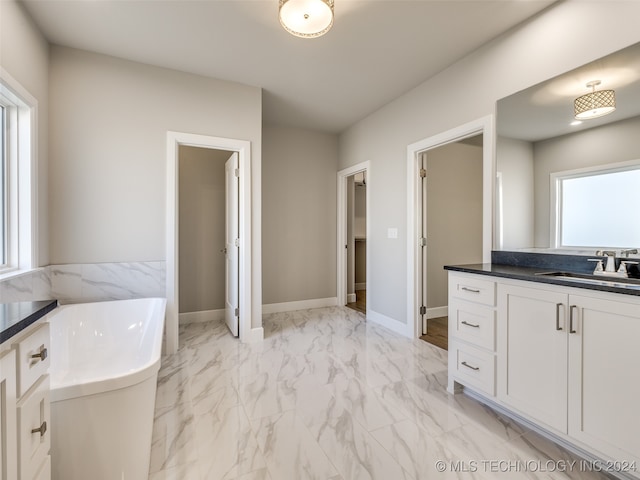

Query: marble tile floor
[149,306,612,480]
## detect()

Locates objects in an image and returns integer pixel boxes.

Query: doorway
[417,136,484,350]
[406,116,494,341]
[337,162,370,313]
[177,147,239,336]
[166,132,255,354]
[346,171,367,314]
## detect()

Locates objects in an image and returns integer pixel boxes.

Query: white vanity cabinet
[449,271,640,476]
[0,348,18,480]
[497,283,568,434]
[0,320,51,480]
[567,294,640,469]
[448,273,497,396]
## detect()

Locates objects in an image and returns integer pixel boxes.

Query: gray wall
[339,1,640,327]
[496,136,534,249]
[426,142,483,309]
[262,126,338,304]
[0,0,50,265]
[49,46,262,264]
[178,146,228,313]
[533,115,640,248]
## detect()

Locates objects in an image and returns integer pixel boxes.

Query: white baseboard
[367,309,411,338]
[355,283,366,291]
[347,293,357,303]
[179,308,224,324]
[244,327,264,343]
[262,297,337,315]
[427,306,448,319]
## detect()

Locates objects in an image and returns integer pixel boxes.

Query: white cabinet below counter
[0,309,53,480]
[448,271,640,478]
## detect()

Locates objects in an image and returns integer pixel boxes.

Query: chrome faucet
[620,248,639,258]
[595,250,617,274]
[590,250,638,278]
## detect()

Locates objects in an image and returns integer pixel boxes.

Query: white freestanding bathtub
[48,297,166,480]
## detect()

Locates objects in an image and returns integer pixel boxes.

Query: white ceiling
[21,0,557,133]
[498,41,640,142]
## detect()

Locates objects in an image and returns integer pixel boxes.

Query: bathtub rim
[49,297,166,404]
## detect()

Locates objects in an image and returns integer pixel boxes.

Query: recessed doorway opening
[337,162,370,315]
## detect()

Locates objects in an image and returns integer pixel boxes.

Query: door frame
[406,116,494,339]
[337,161,370,309]
[166,132,254,354]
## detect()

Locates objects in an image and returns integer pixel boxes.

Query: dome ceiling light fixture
[279,0,334,38]
[574,80,616,120]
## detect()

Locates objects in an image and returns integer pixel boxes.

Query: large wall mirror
[496,41,640,254]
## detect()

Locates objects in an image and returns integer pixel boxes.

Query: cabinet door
[497,284,568,434]
[568,295,640,466]
[0,349,18,480]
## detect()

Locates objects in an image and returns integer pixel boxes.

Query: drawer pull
[461,320,480,328]
[31,421,47,437]
[31,347,48,361]
[569,305,578,334]
[555,303,563,331]
[461,287,480,294]
[461,361,479,371]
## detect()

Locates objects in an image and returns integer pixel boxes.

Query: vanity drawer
[18,375,50,480]
[450,299,495,351]
[451,341,495,396]
[449,274,496,306]
[13,323,50,398]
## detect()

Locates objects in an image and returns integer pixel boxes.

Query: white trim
[549,158,640,249]
[262,297,337,315]
[337,161,370,307]
[179,309,225,324]
[354,282,366,291]
[367,310,410,337]
[166,132,256,354]
[346,293,356,303]
[426,306,448,319]
[406,115,495,340]
[0,67,39,272]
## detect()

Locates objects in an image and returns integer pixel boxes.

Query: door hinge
[419,168,427,178]
[234,168,240,177]
[419,237,427,247]
[419,305,427,315]
[234,307,239,317]
[234,238,240,247]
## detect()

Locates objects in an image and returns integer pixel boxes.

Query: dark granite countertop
[0,300,58,344]
[445,263,640,296]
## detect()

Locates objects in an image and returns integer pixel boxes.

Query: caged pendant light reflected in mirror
[279,0,334,38]
[574,80,616,120]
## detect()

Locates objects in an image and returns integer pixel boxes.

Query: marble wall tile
[50,261,165,304]
[49,264,82,302]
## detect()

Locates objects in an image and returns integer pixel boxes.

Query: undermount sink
[535,271,640,290]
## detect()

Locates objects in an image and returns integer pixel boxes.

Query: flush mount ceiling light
[279,0,334,38]
[574,80,616,120]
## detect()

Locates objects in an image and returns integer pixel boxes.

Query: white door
[225,152,239,337]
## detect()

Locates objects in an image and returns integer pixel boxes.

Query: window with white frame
[551,161,640,249]
[0,72,36,274]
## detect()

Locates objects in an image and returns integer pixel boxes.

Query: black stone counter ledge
[445,263,640,297]
[0,299,58,344]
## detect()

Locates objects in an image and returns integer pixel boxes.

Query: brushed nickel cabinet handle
[31,421,47,437]
[556,303,563,331]
[461,287,480,294]
[31,347,48,361]
[461,361,479,371]
[569,305,578,334]
[461,320,480,328]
